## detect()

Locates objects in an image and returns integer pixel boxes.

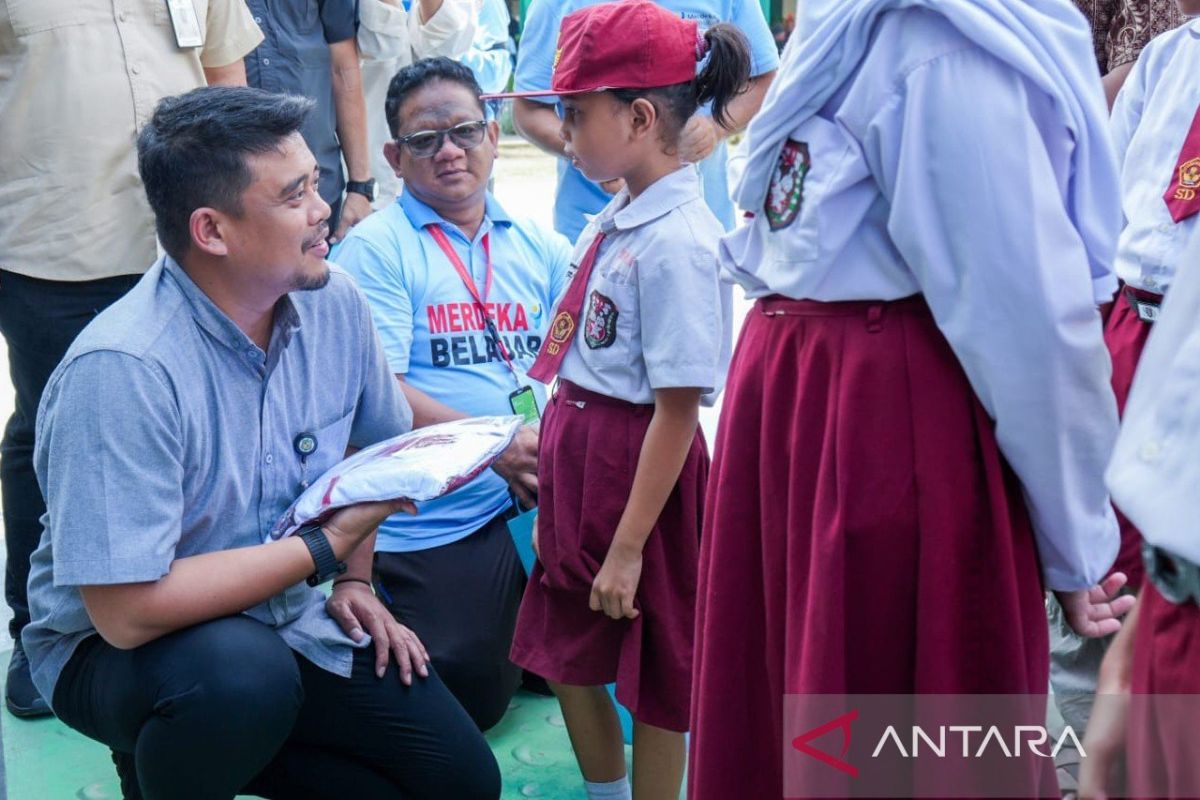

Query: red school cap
[483,0,704,100]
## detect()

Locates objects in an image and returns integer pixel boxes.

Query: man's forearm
[203,59,248,86]
[721,69,776,132]
[80,537,322,651]
[330,38,372,181]
[513,98,567,158]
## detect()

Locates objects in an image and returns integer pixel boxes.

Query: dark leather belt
[1145,542,1200,605]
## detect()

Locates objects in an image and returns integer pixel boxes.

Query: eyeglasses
[395,120,487,159]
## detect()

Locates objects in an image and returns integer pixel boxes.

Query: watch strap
[346,179,376,201]
[297,524,347,586]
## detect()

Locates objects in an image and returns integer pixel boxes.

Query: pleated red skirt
[510,380,708,732]
[689,296,1052,799]
[1104,285,1161,591]
[1128,582,1200,798]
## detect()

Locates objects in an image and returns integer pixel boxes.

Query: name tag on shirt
[1134,300,1161,323]
[165,0,204,48]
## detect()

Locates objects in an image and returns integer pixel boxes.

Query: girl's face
[559,93,637,184]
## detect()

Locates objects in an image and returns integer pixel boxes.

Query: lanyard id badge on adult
[426,224,539,423]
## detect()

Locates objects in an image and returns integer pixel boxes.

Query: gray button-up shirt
[23,256,412,709]
[243,0,358,208]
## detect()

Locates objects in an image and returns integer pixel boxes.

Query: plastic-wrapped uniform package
[269,416,522,541]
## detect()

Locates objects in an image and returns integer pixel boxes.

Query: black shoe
[111,750,144,800]
[520,670,554,697]
[6,645,51,718]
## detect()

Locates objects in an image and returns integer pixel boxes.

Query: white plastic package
[269,416,522,541]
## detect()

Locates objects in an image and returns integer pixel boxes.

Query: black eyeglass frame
[394,120,488,158]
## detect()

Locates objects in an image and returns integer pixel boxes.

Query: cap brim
[480,87,606,101]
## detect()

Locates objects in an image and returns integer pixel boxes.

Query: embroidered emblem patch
[765,139,811,231]
[583,291,618,349]
[1180,157,1200,192]
[545,310,575,356]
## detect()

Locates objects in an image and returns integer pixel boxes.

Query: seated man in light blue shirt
[338,57,571,731]
[511,0,780,241]
[22,87,498,799]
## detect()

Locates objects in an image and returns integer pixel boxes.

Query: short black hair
[137,86,315,261]
[385,57,485,139]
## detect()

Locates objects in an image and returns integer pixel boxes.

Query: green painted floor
[0,653,627,799]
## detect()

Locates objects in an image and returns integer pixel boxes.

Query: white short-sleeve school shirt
[1110,19,1200,295]
[717,8,1120,591]
[557,165,731,406]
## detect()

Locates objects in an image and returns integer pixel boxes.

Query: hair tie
[695,31,710,61]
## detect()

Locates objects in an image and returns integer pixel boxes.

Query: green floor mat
[0,651,627,799]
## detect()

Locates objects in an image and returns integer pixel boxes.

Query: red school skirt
[688,296,1053,800]
[1128,582,1200,799]
[509,379,709,733]
[1104,285,1162,591]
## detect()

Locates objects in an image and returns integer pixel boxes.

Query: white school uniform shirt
[720,6,1121,591]
[1110,19,1200,295]
[1107,223,1200,563]
[557,166,731,407]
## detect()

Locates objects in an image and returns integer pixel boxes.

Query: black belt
[1144,542,1200,605]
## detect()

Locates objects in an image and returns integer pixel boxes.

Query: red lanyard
[425,224,519,375]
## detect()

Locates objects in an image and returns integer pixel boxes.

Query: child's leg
[549,681,627,782]
[631,720,685,800]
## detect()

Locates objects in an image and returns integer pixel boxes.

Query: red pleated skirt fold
[511,379,708,732]
[1104,286,1160,591]
[689,296,1052,799]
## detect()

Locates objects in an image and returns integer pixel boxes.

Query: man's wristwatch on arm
[296,523,347,586]
[345,178,376,203]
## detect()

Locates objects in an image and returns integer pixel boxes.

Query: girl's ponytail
[694,23,752,130]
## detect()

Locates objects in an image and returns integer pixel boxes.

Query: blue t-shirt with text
[337,191,571,552]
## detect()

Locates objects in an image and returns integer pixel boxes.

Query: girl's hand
[1054,572,1135,638]
[590,544,643,620]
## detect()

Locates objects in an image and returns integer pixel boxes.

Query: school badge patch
[583,290,618,349]
[765,139,811,231]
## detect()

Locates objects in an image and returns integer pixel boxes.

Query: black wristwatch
[297,523,347,586]
[345,178,377,202]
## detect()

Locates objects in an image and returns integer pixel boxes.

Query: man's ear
[629,97,658,141]
[384,141,405,178]
[486,119,501,156]
[189,207,230,257]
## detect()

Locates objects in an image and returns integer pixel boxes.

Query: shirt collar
[605,165,702,231]
[398,189,512,241]
[163,255,301,362]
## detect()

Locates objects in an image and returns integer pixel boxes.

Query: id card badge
[508,385,541,424]
[165,0,205,48]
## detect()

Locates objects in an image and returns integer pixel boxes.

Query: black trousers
[374,513,526,732]
[0,269,140,639]
[53,616,500,800]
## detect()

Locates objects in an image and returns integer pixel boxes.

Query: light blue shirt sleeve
[542,225,573,302]
[512,0,559,102]
[460,0,512,94]
[335,238,416,375]
[36,352,184,586]
[344,276,415,447]
[868,46,1119,591]
[730,0,781,77]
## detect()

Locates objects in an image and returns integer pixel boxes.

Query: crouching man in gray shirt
[21,87,499,800]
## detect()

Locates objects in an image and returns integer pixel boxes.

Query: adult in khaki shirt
[0,0,262,718]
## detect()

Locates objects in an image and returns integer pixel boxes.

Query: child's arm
[590,386,702,620]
